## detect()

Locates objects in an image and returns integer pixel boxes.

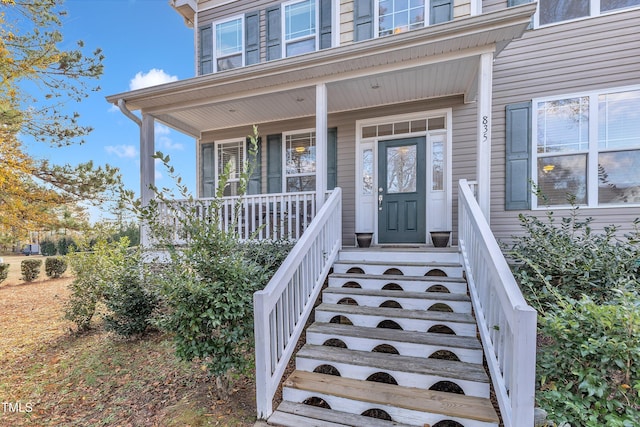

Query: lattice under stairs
[267,248,500,427]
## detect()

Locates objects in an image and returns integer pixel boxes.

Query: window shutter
[505,102,532,210]
[201,143,215,198]
[245,11,260,66]
[354,0,374,41]
[327,128,337,190]
[247,136,262,194]
[430,0,453,25]
[199,24,213,75]
[319,0,333,49]
[266,5,282,61]
[267,134,282,193]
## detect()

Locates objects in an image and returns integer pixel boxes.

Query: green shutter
[247,136,262,194]
[245,11,260,66]
[354,0,374,41]
[201,143,215,197]
[266,5,281,61]
[505,102,532,210]
[319,0,332,49]
[267,134,282,193]
[430,0,453,25]
[327,128,337,190]
[199,24,213,75]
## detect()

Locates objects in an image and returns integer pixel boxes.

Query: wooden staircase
[267,248,500,427]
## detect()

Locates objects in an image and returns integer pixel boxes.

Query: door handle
[378,187,383,211]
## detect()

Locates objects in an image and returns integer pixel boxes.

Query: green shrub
[65,239,128,331]
[40,239,57,256]
[57,236,77,255]
[21,259,42,282]
[506,209,639,308]
[0,263,9,284]
[45,256,67,278]
[537,290,640,426]
[103,249,157,337]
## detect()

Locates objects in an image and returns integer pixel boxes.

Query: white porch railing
[253,187,342,419]
[458,179,537,427]
[156,191,316,243]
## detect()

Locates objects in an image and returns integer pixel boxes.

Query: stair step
[329,272,468,294]
[296,344,490,397]
[306,322,483,364]
[338,247,459,264]
[269,401,416,427]
[315,303,477,336]
[322,287,472,313]
[332,260,463,277]
[282,371,499,427]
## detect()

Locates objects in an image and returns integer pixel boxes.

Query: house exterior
[107,0,640,248]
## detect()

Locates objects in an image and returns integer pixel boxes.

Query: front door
[377,137,426,244]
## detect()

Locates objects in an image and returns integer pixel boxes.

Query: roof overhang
[170,0,196,27]
[107,3,536,138]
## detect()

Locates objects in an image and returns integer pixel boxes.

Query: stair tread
[283,371,500,424]
[334,260,461,268]
[297,344,489,382]
[323,287,471,301]
[316,303,476,324]
[307,322,482,349]
[270,401,416,427]
[330,272,466,283]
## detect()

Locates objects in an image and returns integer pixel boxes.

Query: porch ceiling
[106,3,536,137]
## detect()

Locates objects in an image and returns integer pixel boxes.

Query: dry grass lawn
[0,255,257,426]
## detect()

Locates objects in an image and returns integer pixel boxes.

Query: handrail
[253,187,342,419]
[458,179,537,427]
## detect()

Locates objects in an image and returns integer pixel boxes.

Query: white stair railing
[253,188,342,419]
[458,179,537,427]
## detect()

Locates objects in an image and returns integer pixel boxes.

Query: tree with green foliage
[0,0,122,241]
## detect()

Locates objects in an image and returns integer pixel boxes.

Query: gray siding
[490,8,640,242]
[482,0,506,14]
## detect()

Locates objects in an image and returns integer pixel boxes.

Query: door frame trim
[355,109,453,245]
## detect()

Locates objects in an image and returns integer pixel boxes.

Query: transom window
[537,0,640,26]
[533,88,640,207]
[284,0,317,57]
[377,0,452,37]
[285,131,316,192]
[215,17,243,71]
[217,140,245,196]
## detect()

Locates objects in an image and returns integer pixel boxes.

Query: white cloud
[108,104,120,113]
[155,123,184,151]
[129,68,178,91]
[155,123,171,135]
[105,144,138,158]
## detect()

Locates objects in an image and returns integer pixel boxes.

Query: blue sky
[25,0,197,221]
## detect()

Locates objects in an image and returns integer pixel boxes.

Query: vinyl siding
[482,0,505,14]
[490,8,640,242]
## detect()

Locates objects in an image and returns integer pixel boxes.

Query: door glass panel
[362,149,374,195]
[432,139,444,191]
[387,145,417,193]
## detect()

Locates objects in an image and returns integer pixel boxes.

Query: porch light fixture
[371,83,380,90]
[296,97,304,102]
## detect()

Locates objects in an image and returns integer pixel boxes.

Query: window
[538,0,640,26]
[284,0,317,57]
[217,140,245,196]
[215,17,243,71]
[377,0,451,37]
[533,88,640,207]
[285,131,316,192]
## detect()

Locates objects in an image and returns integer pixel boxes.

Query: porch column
[140,114,155,246]
[476,52,493,221]
[315,83,328,209]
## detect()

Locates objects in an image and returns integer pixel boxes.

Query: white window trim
[212,15,245,73]
[281,0,319,58]
[282,128,317,192]
[215,137,246,189]
[355,109,453,237]
[531,84,640,210]
[534,0,640,29]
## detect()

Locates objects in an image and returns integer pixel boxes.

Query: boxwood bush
[0,263,9,284]
[21,259,42,282]
[45,256,67,278]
